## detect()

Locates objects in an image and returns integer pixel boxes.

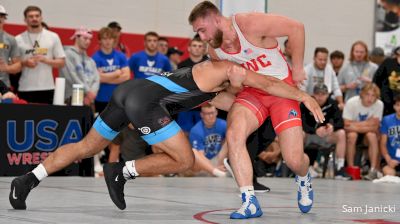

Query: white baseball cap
[0,5,8,16]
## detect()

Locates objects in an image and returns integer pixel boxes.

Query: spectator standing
[157,36,169,55]
[369,47,386,66]
[92,27,130,113]
[0,5,21,89]
[108,21,131,58]
[167,46,183,70]
[303,47,344,109]
[128,32,171,79]
[16,6,65,104]
[338,41,378,102]
[178,35,208,68]
[330,50,345,76]
[59,27,99,105]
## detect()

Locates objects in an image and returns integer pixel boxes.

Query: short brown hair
[394,94,400,104]
[350,40,369,62]
[98,27,116,40]
[330,50,344,60]
[190,34,203,45]
[314,47,329,57]
[24,6,42,17]
[158,37,168,43]
[188,1,220,24]
[201,103,216,111]
[360,83,380,99]
[144,31,159,40]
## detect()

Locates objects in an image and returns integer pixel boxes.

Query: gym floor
[0,177,399,224]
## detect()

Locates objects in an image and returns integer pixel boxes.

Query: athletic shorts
[93,78,181,145]
[234,77,302,134]
[92,67,216,145]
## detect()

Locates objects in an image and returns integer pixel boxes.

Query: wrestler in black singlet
[93,67,217,144]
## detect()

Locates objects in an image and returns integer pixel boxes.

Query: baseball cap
[370,47,384,57]
[313,83,329,94]
[108,21,122,31]
[70,27,93,40]
[0,5,8,16]
[167,47,183,57]
[393,46,400,56]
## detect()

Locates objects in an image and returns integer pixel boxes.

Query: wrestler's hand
[292,67,307,86]
[300,93,325,123]
[227,65,246,88]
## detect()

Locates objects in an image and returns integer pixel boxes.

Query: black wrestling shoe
[104,162,132,210]
[253,180,271,193]
[9,173,39,210]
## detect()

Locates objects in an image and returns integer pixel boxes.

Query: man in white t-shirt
[343,83,383,180]
[16,6,65,104]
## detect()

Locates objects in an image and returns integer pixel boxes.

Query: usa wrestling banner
[0,104,94,176]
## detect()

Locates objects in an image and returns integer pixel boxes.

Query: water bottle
[326,152,334,178]
[71,84,84,106]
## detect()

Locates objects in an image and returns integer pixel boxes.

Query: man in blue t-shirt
[92,27,130,113]
[380,95,400,177]
[128,31,171,79]
[188,103,227,177]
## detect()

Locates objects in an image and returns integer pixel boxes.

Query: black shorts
[93,78,180,145]
[93,68,216,145]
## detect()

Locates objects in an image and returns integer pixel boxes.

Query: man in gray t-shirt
[0,5,22,88]
[338,41,378,102]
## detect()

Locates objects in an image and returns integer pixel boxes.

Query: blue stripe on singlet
[93,117,119,140]
[141,121,181,145]
[146,75,189,93]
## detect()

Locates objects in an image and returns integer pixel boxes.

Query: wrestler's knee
[285,155,304,172]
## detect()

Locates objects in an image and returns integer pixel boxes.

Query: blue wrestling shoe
[295,171,313,213]
[230,193,263,219]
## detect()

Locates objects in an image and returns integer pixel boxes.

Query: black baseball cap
[313,83,329,94]
[108,21,122,31]
[167,47,183,56]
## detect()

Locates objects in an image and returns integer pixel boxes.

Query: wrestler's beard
[209,30,223,48]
